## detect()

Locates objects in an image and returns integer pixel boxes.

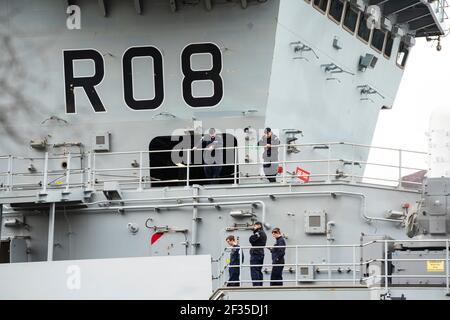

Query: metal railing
[435,0,449,23]
[212,239,450,295]
[0,142,427,193]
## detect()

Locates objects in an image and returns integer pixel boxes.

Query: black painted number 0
[123,46,164,110]
[181,43,223,108]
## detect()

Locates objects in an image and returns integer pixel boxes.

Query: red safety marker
[295,167,311,183]
[150,232,164,245]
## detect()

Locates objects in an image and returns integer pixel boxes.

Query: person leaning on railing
[193,128,223,183]
[257,127,280,183]
[268,228,286,286]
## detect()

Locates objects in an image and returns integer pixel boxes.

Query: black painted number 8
[181,43,223,108]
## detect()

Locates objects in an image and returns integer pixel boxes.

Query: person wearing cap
[225,235,243,287]
[269,228,286,286]
[258,127,280,183]
[194,128,223,183]
[249,221,267,286]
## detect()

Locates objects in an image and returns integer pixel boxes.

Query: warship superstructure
[0,0,449,300]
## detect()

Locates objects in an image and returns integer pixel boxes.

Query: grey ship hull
[0,0,449,300]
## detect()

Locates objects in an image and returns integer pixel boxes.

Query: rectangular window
[0,241,10,263]
[149,134,238,187]
[343,5,359,34]
[357,15,371,43]
[313,0,329,13]
[328,0,344,23]
[384,32,394,58]
[397,42,409,68]
[371,29,386,52]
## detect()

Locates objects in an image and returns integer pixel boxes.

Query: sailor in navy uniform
[194,128,224,183]
[225,235,242,287]
[269,228,286,286]
[249,221,267,286]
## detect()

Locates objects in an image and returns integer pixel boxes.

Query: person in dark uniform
[194,128,224,183]
[249,221,267,286]
[225,235,242,287]
[269,228,286,286]
[258,128,280,183]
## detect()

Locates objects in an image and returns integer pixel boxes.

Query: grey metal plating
[0,0,448,300]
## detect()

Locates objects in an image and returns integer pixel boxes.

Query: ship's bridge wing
[65,0,448,37]
[369,0,449,37]
[66,0,262,16]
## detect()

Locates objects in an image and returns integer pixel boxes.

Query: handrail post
[359,243,364,284]
[233,146,238,185]
[353,246,356,285]
[7,155,12,191]
[186,149,190,187]
[446,240,449,295]
[222,249,226,287]
[65,153,71,192]
[80,153,84,187]
[43,152,49,193]
[327,243,332,282]
[221,252,224,288]
[384,240,389,292]
[295,246,299,285]
[92,153,96,189]
[350,144,355,183]
[398,149,402,189]
[87,152,92,189]
[239,247,243,287]
[327,144,331,183]
[216,253,220,288]
[282,144,287,184]
[138,151,143,191]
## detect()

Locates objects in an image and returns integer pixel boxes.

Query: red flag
[150,232,164,245]
[295,167,311,183]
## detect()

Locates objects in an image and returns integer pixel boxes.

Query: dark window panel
[358,15,371,43]
[343,5,359,33]
[384,33,394,58]
[313,0,329,13]
[329,0,344,23]
[371,29,386,52]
